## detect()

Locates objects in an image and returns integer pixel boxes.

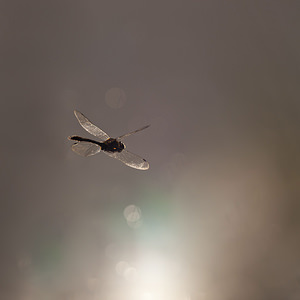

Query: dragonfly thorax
[101,138,124,153]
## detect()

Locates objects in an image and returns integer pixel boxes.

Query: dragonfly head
[117,141,125,152]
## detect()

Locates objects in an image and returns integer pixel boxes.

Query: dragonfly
[68,110,150,170]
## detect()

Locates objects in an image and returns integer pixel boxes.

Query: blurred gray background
[1,1,300,299]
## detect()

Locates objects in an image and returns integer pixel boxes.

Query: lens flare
[105,87,126,109]
[124,205,143,229]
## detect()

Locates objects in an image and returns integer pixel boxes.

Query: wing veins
[71,142,101,157]
[103,149,149,170]
[117,124,150,140]
[74,110,110,141]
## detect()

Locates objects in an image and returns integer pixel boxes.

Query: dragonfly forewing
[74,110,110,141]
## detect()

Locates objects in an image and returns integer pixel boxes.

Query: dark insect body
[68,110,150,170]
[69,136,125,153]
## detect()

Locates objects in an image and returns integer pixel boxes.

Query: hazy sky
[1,1,300,299]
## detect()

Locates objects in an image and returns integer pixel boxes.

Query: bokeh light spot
[124,205,142,228]
[105,87,126,109]
[115,261,130,276]
[116,261,138,281]
[124,205,142,222]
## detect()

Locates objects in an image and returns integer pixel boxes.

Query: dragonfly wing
[103,149,149,170]
[117,125,150,140]
[71,142,101,157]
[74,110,110,141]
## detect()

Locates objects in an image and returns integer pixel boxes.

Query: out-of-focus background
[1,1,300,299]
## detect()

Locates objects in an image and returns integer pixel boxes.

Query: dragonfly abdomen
[68,135,102,147]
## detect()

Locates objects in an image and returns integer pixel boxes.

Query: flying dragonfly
[68,110,150,170]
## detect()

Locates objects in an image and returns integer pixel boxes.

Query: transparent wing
[103,149,149,170]
[117,125,150,140]
[71,142,101,157]
[74,110,110,141]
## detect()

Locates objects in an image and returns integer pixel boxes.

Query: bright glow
[139,258,166,284]
[142,292,153,299]
[113,254,187,300]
